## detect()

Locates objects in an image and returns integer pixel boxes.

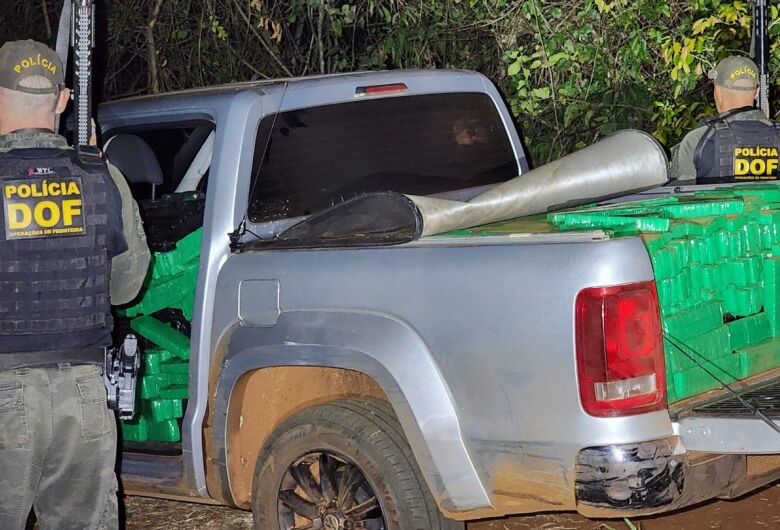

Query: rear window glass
[248,92,518,223]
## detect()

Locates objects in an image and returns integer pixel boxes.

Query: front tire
[252,399,463,530]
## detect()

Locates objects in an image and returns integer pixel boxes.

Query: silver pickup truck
[100,70,780,529]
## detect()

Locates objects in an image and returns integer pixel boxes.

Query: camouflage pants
[0,364,118,530]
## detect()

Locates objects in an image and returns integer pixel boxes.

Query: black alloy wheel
[278,450,386,530]
[252,399,464,530]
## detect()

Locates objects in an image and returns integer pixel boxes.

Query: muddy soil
[122,483,780,529]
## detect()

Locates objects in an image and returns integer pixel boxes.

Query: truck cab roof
[99,69,493,121]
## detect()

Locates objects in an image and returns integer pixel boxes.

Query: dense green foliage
[501,0,780,161]
[2,1,779,163]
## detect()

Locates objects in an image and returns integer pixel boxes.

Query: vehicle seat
[105,134,165,199]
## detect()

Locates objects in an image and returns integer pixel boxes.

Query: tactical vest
[694,114,780,183]
[0,147,125,363]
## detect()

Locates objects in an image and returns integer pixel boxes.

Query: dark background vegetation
[2,0,780,163]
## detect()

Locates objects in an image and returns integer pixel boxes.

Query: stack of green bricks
[116,229,202,442]
[549,186,780,402]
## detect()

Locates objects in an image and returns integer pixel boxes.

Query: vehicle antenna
[665,333,780,434]
[245,81,289,220]
[232,81,290,251]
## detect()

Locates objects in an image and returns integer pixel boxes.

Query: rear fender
[211,310,491,512]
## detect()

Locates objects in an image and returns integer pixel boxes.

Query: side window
[106,124,215,201]
[247,93,518,223]
[104,123,215,248]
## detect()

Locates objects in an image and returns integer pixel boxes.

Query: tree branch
[146,0,165,94]
[317,0,325,73]
[41,0,52,39]
[233,0,293,77]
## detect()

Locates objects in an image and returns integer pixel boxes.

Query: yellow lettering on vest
[736,147,779,158]
[735,159,750,175]
[46,181,61,196]
[16,185,30,198]
[61,199,82,226]
[13,65,20,74]
[30,184,43,197]
[4,185,16,199]
[751,159,767,175]
[66,182,80,195]
[33,201,60,228]
[768,159,779,175]
[7,204,31,229]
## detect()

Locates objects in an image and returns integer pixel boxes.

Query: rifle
[72,0,95,150]
[751,0,771,117]
[55,0,95,151]
[55,1,140,419]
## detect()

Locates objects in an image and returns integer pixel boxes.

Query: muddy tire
[251,398,463,530]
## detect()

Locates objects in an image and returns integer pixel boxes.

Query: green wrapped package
[117,229,202,442]
[544,187,780,401]
[130,316,190,359]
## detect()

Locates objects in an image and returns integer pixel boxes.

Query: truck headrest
[105,134,164,186]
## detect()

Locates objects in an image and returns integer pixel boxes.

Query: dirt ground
[122,483,780,530]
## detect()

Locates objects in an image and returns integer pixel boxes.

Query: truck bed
[440,184,780,404]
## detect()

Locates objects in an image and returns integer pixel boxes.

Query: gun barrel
[753,0,771,117]
[72,0,95,149]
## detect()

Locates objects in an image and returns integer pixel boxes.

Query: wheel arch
[206,311,491,514]
[221,365,390,508]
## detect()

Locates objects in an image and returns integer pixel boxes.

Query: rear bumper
[574,437,780,518]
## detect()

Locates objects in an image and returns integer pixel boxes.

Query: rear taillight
[575,281,666,417]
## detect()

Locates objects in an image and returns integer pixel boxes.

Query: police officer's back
[670,56,780,184]
[0,40,149,529]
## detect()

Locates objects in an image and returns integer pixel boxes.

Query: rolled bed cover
[410,129,669,236]
[272,129,670,246]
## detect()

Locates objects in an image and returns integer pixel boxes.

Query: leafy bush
[502,0,780,162]
[6,0,777,165]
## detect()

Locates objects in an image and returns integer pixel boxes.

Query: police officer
[670,56,780,184]
[0,40,150,529]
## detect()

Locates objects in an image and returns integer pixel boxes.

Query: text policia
[2,175,85,239]
[734,146,780,179]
